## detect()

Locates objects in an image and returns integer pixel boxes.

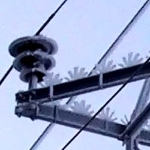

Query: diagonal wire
[66,0,150,105]
[29,106,57,150]
[61,56,150,150]
[0,0,68,87]
[0,65,13,86]
[29,123,55,150]
[35,0,67,35]
[29,1,150,149]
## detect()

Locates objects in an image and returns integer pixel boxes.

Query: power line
[29,106,57,150]
[0,65,13,86]
[35,0,67,35]
[61,57,150,150]
[30,123,54,150]
[0,0,68,87]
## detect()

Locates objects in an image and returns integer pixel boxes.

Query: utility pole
[8,34,150,150]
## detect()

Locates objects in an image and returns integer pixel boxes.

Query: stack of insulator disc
[9,35,58,83]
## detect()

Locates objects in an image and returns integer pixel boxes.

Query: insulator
[9,35,58,57]
[9,35,58,90]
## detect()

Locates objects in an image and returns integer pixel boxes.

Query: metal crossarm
[20,104,150,147]
[16,62,150,103]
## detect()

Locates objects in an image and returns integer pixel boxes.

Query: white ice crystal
[146,50,150,59]
[118,52,143,68]
[97,107,117,122]
[145,120,150,130]
[91,60,116,75]
[65,67,88,81]
[33,49,56,70]
[34,49,48,57]
[70,100,94,116]
[64,96,77,110]
[43,72,63,86]
[47,100,61,107]
[33,34,58,55]
[41,72,63,106]
[121,115,148,131]
[121,115,129,125]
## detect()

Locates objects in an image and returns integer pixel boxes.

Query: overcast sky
[0,0,150,149]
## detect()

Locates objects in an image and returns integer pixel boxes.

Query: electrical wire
[0,0,68,87]
[35,0,67,35]
[29,106,57,150]
[61,57,150,150]
[29,123,54,150]
[0,65,13,86]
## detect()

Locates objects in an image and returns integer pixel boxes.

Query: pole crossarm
[19,104,150,147]
[16,62,150,103]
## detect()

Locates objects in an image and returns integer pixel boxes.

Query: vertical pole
[28,74,38,90]
[126,138,140,150]
[126,138,134,150]
[125,78,150,149]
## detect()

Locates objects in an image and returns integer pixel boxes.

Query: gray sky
[0,0,150,149]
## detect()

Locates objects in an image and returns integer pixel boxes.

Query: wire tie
[99,72,103,88]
